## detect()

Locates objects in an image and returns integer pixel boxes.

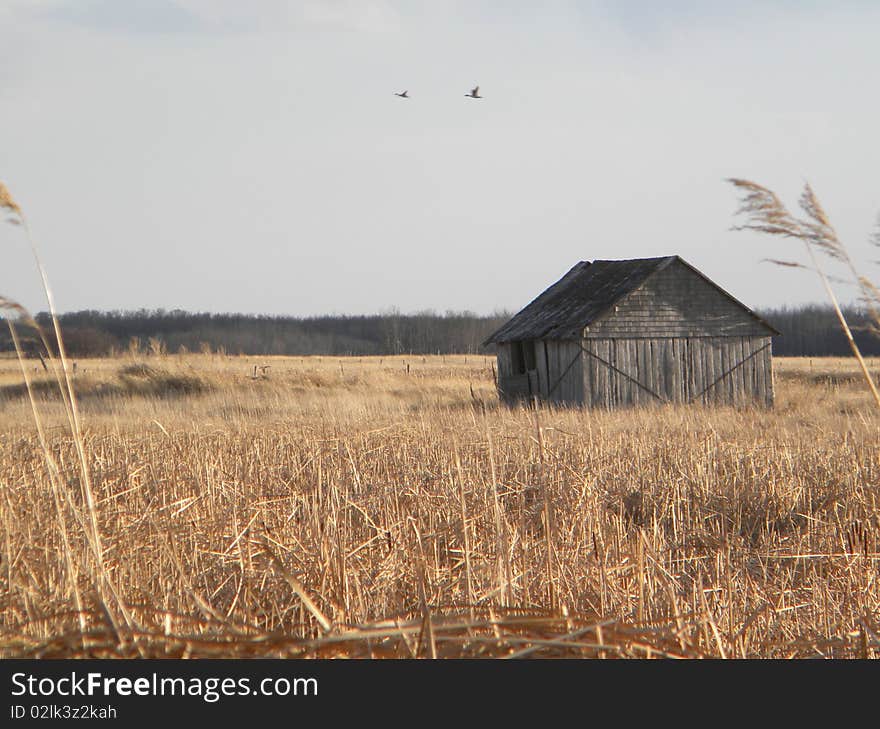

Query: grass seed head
[0,181,22,219]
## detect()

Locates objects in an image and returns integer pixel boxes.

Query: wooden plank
[582,341,591,407]
[581,340,593,407]
[566,342,574,403]
[683,339,691,402]
[744,337,756,399]
[623,340,635,405]
[688,339,698,403]
[496,344,510,378]
[631,339,640,404]
[652,339,661,401]
[590,341,601,408]
[670,339,681,402]
[684,338,693,402]
[612,341,623,405]
[660,339,669,401]
[655,339,666,403]
[565,342,574,403]
[698,338,710,404]
[610,340,621,406]
[755,340,769,403]
[755,339,766,405]
[545,341,555,403]
[672,337,687,402]
[720,340,732,403]
[728,339,739,403]
[740,337,750,401]
[614,340,623,406]
[560,341,570,403]
[560,341,567,403]
[671,338,680,402]
[604,341,614,406]
[587,342,600,408]
[714,338,725,404]
[581,340,591,405]
[637,339,648,407]
[716,340,727,403]
[730,339,739,402]
[700,338,716,404]
[535,340,549,398]
[570,341,584,403]
[680,339,689,402]
[628,340,639,406]
[698,339,710,404]
[606,341,616,406]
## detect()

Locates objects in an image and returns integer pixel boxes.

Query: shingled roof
[484,256,778,344]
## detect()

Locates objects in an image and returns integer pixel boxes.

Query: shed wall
[582,336,773,408]
[496,339,584,405]
[545,339,584,404]
[495,334,774,408]
[495,342,531,403]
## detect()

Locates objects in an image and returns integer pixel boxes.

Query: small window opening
[512,341,536,374]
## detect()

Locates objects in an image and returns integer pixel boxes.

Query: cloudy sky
[2,1,879,317]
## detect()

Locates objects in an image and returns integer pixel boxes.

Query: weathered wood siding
[496,342,530,403]
[582,336,773,408]
[496,343,514,379]
[585,260,769,339]
[496,339,584,405]
[545,339,583,405]
[497,335,773,408]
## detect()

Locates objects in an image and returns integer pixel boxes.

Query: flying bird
[465,85,482,99]
[394,90,409,98]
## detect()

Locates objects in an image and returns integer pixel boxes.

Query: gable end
[584,257,779,338]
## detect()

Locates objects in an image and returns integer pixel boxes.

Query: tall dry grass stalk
[728,178,880,408]
[1,297,87,637]
[1,180,138,647]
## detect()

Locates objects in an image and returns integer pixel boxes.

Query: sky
[2,0,880,317]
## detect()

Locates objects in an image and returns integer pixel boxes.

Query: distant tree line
[0,309,512,357]
[1,304,878,358]
[758,305,880,357]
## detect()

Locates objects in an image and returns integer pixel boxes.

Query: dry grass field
[1,352,879,658]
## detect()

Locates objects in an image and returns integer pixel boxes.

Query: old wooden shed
[484,256,779,408]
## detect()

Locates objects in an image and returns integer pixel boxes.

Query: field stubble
[1,353,879,658]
